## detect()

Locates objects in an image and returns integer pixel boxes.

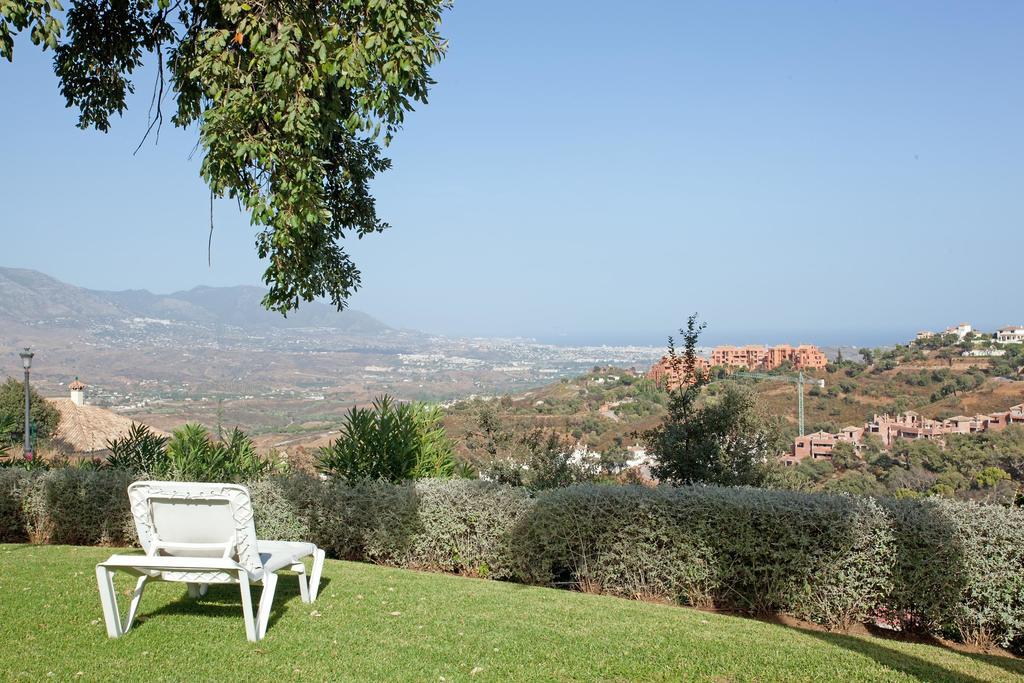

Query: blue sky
[1,1,1021,346]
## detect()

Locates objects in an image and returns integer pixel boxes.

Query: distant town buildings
[780,403,1024,466]
[914,322,1024,345]
[915,323,972,342]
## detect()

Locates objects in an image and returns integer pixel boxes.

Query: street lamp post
[19,348,34,458]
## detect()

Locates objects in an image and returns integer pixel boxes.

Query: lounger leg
[187,582,200,598]
[309,548,325,602]
[292,562,310,604]
[123,576,149,633]
[256,573,278,640]
[239,572,257,643]
[95,566,123,638]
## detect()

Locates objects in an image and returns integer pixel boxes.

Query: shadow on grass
[796,627,1006,683]
[138,575,332,636]
[956,651,1024,679]
[859,624,1024,679]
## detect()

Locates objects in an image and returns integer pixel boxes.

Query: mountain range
[0,266,391,334]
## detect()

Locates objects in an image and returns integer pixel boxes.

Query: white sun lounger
[96,481,326,642]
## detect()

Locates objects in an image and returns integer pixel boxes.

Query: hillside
[443,367,667,465]
[442,345,1024,467]
[1,268,664,436]
[0,266,391,332]
[115,340,1022,467]
[758,362,1022,436]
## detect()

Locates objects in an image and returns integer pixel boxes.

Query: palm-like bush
[105,423,169,477]
[165,424,221,481]
[410,404,457,479]
[317,396,457,482]
[165,424,271,482]
[106,423,270,482]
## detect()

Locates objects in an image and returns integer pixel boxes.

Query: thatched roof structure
[45,398,168,454]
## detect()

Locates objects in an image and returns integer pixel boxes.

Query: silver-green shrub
[0,469,31,541]
[884,497,1024,649]
[248,474,317,543]
[21,469,135,545]
[405,479,533,578]
[249,476,532,577]
[509,485,893,628]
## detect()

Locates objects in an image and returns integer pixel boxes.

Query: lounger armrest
[99,554,246,573]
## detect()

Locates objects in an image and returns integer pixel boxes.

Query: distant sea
[534,330,904,349]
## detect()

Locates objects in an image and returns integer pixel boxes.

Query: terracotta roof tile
[45,398,168,453]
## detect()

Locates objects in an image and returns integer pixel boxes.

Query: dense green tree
[824,470,885,497]
[830,441,860,471]
[973,466,1011,489]
[0,412,16,456]
[0,378,60,446]
[2,0,449,313]
[643,315,782,487]
[936,347,958,367]
[465,403,512,461]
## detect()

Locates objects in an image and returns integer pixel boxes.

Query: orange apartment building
[780,431,837,466]
[646,355,711,390]
[781,403,1024,465]
[710,344,827,371]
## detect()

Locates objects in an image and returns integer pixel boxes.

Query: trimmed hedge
[249,476,532,578]
[0,469,31,542]
[884,498,1024,648]
[2,468,136,546]
[509,485,893,629]
[2,471,1023,650]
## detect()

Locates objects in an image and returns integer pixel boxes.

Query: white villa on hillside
[996,326,1024,344]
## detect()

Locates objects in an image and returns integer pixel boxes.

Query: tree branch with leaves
[3,0,450,314]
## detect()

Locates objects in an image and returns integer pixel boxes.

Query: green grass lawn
[1,545,1022,682]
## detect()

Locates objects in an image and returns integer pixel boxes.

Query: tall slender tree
[643,314,780,486]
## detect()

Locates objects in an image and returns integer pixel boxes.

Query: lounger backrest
[127,481,263,575]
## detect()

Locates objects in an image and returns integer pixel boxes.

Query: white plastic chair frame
[96,481,326,642]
